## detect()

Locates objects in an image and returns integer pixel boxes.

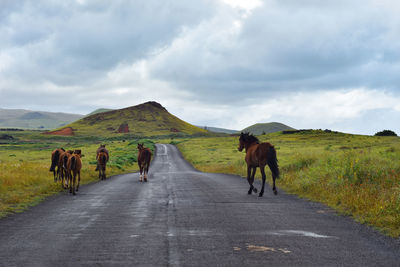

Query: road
[0,144,399,266]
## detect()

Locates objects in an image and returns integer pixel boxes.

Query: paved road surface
[0,144,399,266]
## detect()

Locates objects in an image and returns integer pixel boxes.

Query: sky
[1,0,400,135]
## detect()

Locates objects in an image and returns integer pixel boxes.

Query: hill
[242,122,295,135]
[45,101,208,137]
[196,126,238,134]
[0,108,83,129]
[85,108,114,117]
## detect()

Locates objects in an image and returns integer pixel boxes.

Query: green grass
[176,130,400,237]
[0,130,155,217]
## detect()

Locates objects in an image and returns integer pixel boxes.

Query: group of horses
[49,134,278,197]
[49,148,82,195]
[50,143,152,195]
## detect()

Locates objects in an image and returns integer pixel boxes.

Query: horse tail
[101,154,106,166]
[144,149,151,167]
[267,146,279,179]
[71,156,76,171]
[50,150,60,172]
[63,154,68,169]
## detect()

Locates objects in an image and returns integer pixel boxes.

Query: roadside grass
[176,131,400,237]
[0,131,155,218]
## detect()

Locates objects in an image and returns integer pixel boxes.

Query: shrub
[375,130,397,136]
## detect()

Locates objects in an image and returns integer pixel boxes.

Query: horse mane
[241,132,259,144]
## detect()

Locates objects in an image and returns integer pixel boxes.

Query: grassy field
[176,131,400,237]
[0,130,155,217]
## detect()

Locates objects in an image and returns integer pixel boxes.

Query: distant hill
[242,122,295,135]
[85,108,114,117]
[196,126,238,134]
[45,101,208,137]
[0,108,83,129]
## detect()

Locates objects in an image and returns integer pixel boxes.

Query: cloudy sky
[1,0,400,135]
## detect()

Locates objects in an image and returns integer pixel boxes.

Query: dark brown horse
[95,144,109,171]
[58,150,73,189]
[67,150,82,195]
[97,151,107,180]
[137,143,151,182]
[238,132,279,196]
[49,148,65,182]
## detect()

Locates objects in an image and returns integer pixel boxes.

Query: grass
[176,130,400,237]
[0,130,155,217]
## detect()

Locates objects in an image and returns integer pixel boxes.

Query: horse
[97,151,107,180]
[95,144,109,171]
[49,148,65,182]
[58,150,73,189]
[137,143,152,182]
[238,132,279,196]
[67,150,82,195]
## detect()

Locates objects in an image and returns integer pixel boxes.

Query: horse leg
[60,168,64,188]
[259,166,266,197]
[272,172,277,195]
[251,167,258,193]
[65,170,69,189]
[144,164,148,182]
[76,171,80,192]
[247,166,257,194]
[139,165,143,182]
[69,171,73,194]
[72,172,76,195]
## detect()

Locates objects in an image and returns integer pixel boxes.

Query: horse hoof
[274,190,278,195]
[253,188,258,193]
[258,192,264,197]
[73,192,76,195]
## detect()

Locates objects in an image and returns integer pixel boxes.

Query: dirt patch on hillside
[44,127,74,136]
[118,123,129,133]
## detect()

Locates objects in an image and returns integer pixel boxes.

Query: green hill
[242,122,295,135]
[0,108,83,129]
[196,126,238,134]
[46,101,208,137]
[85,108,114,117]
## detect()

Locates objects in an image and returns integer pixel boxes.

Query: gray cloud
[1,0,400,134]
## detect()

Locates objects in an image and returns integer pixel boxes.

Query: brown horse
[58,150,73,189]
[95,144,109,171]
[238,132,279,196]
[50,148,65,182]
[97,151,107,180]
[67,150,82,195]
[137,143,151,182]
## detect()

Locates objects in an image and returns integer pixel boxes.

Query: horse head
[238,132,259,151]
[137,143,144,151]
[238,132,246,151]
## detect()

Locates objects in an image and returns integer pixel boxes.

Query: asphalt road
[0,144,399,266]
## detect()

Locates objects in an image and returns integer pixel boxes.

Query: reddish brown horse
[50,148,65,182]
[58,150,73,189]
[137,143,152,182]
[97,151,107,180]
[67,150,82,195]
[238,132,279,196]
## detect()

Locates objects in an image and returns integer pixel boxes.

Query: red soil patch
[43,127,74,136]
[118,123,129,133]
[170,128,180,132]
